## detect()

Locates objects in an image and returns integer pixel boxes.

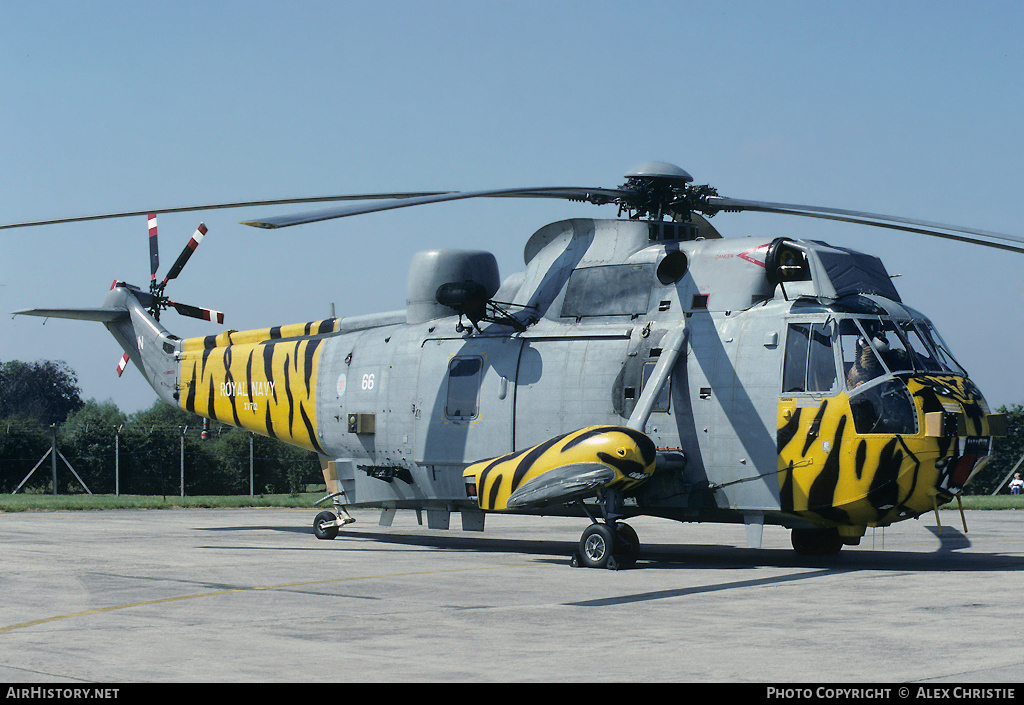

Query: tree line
[0,360,320,495]
[1,359,1022,496]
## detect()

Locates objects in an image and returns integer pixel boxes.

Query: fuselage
[106,217,1001,538]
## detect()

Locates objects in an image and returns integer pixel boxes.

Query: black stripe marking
[867,437,902,512]
[561,425,656,465]
[185,362,197,413]
[854,440,867,481]
[780,460,795,512]
[299,403,325,455]
[303,339,321,397]
[801,401,829,457]
[283,354,294,436]
[206,375,217,421]
[807,414,848,524]
[777,407,802,452]
[597,451,646,478]
[265,405,277,439]
[510,433,571,491]
[245,350,255,405]
[488,476,503,509]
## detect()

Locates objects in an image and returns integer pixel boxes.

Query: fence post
[50,424,58,495]
[115,425,121,496]
[180,425,188,497]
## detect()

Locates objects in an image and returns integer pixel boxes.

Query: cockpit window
[898,322,946,373]
[840,319,884,389]
[859,320,916,374]
[916,323,967,376]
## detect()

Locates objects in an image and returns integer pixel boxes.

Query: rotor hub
[618,162,718,221]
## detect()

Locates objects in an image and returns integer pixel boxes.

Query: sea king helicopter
[6,161,1020,569]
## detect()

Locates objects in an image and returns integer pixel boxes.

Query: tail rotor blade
[170,300,225,324]
[148,214,159,283]
[160,223,207,286]
[116,352,130,377]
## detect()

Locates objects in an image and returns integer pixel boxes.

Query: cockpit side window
[808,323,838,393]
[783,324,810,393]
[783,322,838,394]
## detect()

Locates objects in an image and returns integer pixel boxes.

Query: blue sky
[2,0,1022,413]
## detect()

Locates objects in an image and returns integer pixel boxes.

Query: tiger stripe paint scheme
[464,425,658,511]
[177,318,338,454]
[777,374,996,530]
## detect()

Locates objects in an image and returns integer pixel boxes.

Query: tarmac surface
[1,506,1022,683]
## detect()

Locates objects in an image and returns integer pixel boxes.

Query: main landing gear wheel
[572,522,640,570]
[313,510,340,540]
[790,527,843,556]
[613,522,640,569]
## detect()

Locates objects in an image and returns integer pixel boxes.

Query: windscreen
[838,316,967,387]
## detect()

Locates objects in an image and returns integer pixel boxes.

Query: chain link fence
[0,420,321,496]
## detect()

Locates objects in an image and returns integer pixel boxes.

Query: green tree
[967,404,1024,495]
[119,400,204,496]
[59,399,128,494]
[0,360,84,425]
[0,416,50,493]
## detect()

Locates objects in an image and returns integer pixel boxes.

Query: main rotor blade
[240,187,631,229]
[0,192,451,230]
[706,196,1024,253]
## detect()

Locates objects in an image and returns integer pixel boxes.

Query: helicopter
[6,161,1020,569]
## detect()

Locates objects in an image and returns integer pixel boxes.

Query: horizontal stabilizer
[13,307,126,323]
[506,463,615,510]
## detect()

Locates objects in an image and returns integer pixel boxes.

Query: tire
[578,523,615,569]
[313,510,340,540]
[791,527,842,556]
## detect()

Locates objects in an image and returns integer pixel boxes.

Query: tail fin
[14,283,182,405]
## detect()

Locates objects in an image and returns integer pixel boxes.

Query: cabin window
[445,357,483,419]
[561,264,652,318]
[783,322,838,394]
